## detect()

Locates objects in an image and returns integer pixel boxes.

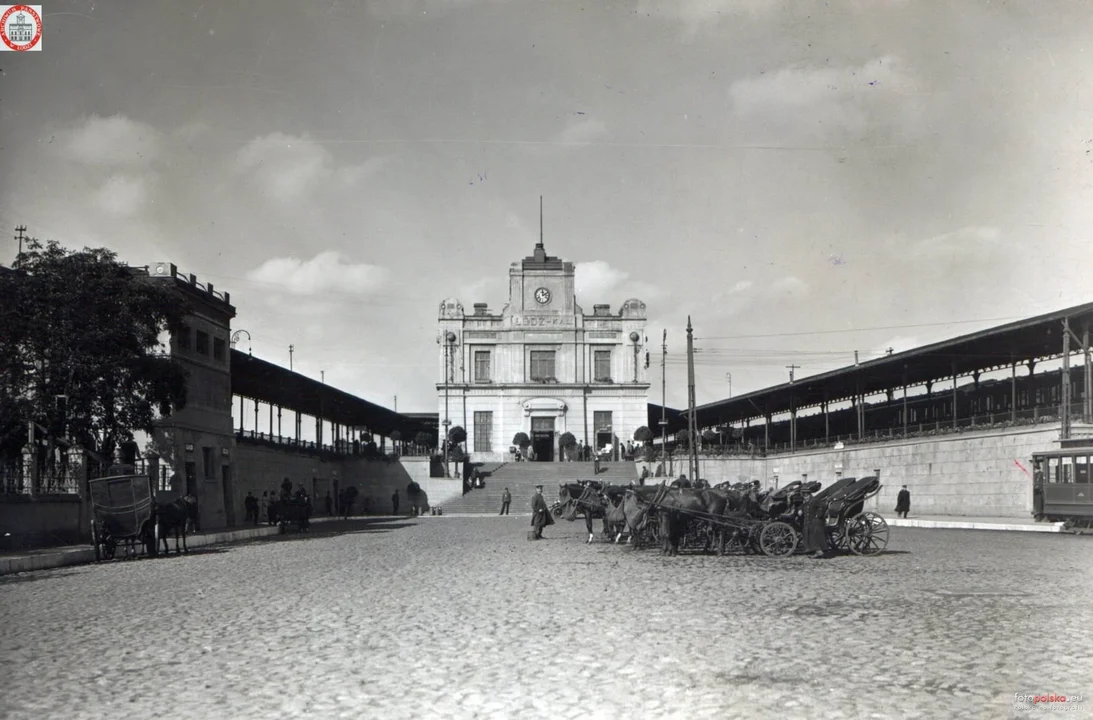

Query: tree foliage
[512,432,530,448]
[675,429,691,448]
[633,425,653,443]
[389,430,402,442]
[448,425,467,445]
[558,432,576,449]
[701,429,718,444]
[0,238,191,462]
[414,431,435,448]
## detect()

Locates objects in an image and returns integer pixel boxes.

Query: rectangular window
[474,350,491,382]
[195,330,209,355]
[530,351,555,382]
[177,325,191,351]
[594,350,612,382]
[213,337,226,361]
[473,411,493,452]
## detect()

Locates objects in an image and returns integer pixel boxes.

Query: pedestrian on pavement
[500,487,511,515]
[530,484,554,539]
[392,489,400,515]
[895,486,911,518]
[324,492,333,516]
[259,491,269,525]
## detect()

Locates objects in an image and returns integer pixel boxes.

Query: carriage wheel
[826,523,848,552]
[758,522,798,558]
[846,512,889,556]
[91,521,102,563]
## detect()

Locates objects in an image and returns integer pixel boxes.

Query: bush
[676,430,691,448]
[448,426,467,445]
[513,432,531,448]
[633,426,654,443]
[558,432,576,449]
[415,431,435,448]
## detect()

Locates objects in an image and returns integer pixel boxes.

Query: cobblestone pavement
[1,517,1091,720]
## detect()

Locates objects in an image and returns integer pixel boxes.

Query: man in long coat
[800,493,829,559]
[530,485,554,539]
[895,486,911,518]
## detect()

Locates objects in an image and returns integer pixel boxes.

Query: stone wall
[232,446,463,520]
[0,494,85,549]
[637,424,1062,518]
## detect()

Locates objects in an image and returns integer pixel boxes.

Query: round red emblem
[1,5,42,52]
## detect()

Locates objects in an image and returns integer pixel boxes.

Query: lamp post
[725,372,732,398]
[230,330,252,355]
[440,331,457,475]
[630,332,641,384]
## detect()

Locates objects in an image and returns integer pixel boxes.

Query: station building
[437,242,650,463]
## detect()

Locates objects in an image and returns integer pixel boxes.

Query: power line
[694,315,1029,340]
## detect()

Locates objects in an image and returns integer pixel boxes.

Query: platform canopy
[230,350,433,438]
[686,300,1093,428]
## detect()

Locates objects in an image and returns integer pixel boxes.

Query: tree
[512,432,531,449]
[414,431,434,448]
[633,426,653,444]
[675,429,691,448]
[559,431,577,460]
[701,429,718,445]
[448,425,467,445]
[0,238,190,464]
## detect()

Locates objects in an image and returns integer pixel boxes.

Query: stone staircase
[440,461,639,514]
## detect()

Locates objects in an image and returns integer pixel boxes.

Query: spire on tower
[537,195,544,249]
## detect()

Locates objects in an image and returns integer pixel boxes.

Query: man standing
[530,484,554,539]
[895,486,911,519]
[500,487,511,515]
[391,489,400,515]
[801,493,829,559]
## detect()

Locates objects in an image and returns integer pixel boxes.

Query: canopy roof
[688,301,1093,428]
[231,350,433,438]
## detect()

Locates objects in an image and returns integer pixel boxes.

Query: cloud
[768,275,808,298]
[555,117,608,146]
[60,114,161,166]
[245,251,390,296]
[93,174,149,217]
[729,56,921,142]
[911,226,1001,259]
[575,260,629,299]
[234,133,386,203]
[729,280,753,294]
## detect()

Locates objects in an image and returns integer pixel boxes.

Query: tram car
[1031,445,1093,528]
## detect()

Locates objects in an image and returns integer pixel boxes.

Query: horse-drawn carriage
[557,474,889,558]
[88,469,158,561]
[271,495,312,533]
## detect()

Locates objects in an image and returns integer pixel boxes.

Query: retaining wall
[638,424,1063,518]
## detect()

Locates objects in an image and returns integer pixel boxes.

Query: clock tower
[507,240,577,316]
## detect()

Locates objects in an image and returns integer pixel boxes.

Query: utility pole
[321,370,325,384]
[686,317,698,482]
[14,225,27,263]
[786,365,800,383]
[289,345,294,371]
[660,329,667,474]
[724,372,732,399]
[1062,319,1071,440]
[394,395,398,413]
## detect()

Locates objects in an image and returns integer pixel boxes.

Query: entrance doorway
[531,417,555,462]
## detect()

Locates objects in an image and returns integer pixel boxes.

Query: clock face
[534,287,552,305]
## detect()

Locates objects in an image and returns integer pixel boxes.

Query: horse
[619,485,669,549]
[339,486,359,519]
[558,482,613,543]
[156,495,198,555]
[598,484,631,543]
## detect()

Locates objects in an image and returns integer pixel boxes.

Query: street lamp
[630,332,641,384]
[725,372,732,398]
[439,331,457,474]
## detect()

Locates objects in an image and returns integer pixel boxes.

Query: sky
[2,0,1092,419]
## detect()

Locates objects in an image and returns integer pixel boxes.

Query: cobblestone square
[1,517,1091,720]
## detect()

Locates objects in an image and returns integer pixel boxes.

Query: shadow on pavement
[0,567,94,585]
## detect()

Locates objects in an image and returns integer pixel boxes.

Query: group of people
[242,478,312,526]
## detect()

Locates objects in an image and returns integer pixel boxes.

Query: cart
[88,470,158,561]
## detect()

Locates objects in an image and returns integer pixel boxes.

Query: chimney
[473,303,488,316]
[593,304,611,317]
